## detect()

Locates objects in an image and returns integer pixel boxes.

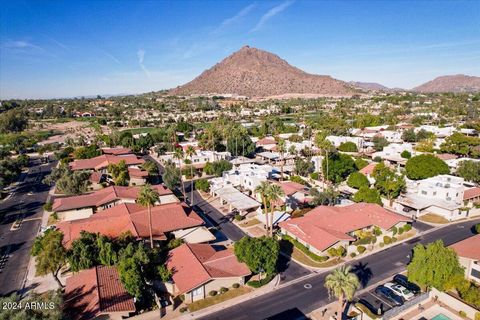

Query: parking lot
[355,274,423,317]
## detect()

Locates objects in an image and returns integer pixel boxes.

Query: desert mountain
[170,46,355,98]
[348,81,390,91]
[413,74,480,93]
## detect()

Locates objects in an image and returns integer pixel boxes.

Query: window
[192,287,203,296]
[433,192,437,196]
[421,191,427,195]
[471,268,480,280]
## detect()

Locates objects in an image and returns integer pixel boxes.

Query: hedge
[282,235,329,262]
[357,245,366,254]
[247,274,274,288]
[209,290,217,296]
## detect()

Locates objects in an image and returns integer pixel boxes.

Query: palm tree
[277,139,286,181]
[185,145,196,205]
[173,147,186,197]
[137,184,160,249]
[324,265,360,319]
[255,181,271,235]
[266,184,284,237]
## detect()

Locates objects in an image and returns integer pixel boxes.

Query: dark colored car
[375,285,404,306]
[357,298,383,316]
[393,274,421,294]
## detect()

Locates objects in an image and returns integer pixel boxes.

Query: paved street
[0,158,54,296]
[199,218,480,320]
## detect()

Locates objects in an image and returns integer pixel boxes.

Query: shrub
[379,242,385,248]
[373,227,382,236]
[373,156,382,162]
[234,214,245,221]
[290,175,306,185]
[310,172,319,180]
[209,290,217,297]
[232,283,240,289]
[220,287,228,294]
[350,252,357,258]
[195,179,210,192]
[383,236,392,245]
[355,158,369,170]
[391,226,398,235]
[459,311,467,318]
[357,246,366,254]
[401,150,411,159]
[338,141,358,152]
[347,172,370,189]
[392,237,397,242]
[398,227,404,235]
[328,246,346,257]
[404,224,412,232]
[247,274,274,288]
[43,201,53,212]
[475,312,480,320]
[180,307,188,313]
[475,223,480,234]
[179,294,185,301]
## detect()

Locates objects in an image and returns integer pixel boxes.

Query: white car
[384,282,415,300]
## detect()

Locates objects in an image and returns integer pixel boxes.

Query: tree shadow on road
[351,261,373,288]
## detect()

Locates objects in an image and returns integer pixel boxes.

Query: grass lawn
[290,247,343,268]
[418,213,449,224]
[239,218,261,228]
[187,286,252,312]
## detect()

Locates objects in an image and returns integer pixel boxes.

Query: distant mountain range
[412,74,480,93]
[170,46,355,98]
[169,46,479,97]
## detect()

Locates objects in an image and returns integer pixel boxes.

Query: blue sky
[1,0,479,99]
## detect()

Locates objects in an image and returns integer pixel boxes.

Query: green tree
[294,158,314,177]
[353,187,382,205]
[277,139,286,181]
[31,230,67,288]
[255,181,271,235]
[324,266,360,318]
[372,136,389,151]
[141,160,159,176]
[234,236,280,276]
[226,127,255,157]
[97,235,118,266]
[407,240,464,291]
[173,147,186,196]
[137,184,160,249]
[266,184,284,237]
[338,142,358,152]
[347,172,370,189]
[204,160,233,177]
[0,109,28,133]
[73,145,101,159]
[117,243,151,299]
[373,163,406,206]
[108,160,130,186]
[405,154,449,180]
[162,162,180,191]
[185,145,196,205]
[195,178,210,192]
[400,150,411,159]
[402,128,417,142]
[68,231,100,272]
[323,153,357,183]
[456,160,480,184]
[310,186,340,206]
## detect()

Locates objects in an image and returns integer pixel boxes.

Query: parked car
[384,282,415,300]
[393,274,421,294]
[375,286,404,306]
[356,298,382,316]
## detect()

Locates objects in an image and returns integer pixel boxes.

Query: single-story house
[450,234,480,282]
[70,154,145,172]
[166,243,250,303]
[52,185,177,221]
[64,265,135,320]
[279,203,411,256]
[56,202,214,248]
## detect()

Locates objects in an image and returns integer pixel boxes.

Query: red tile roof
[57,202,203,247]
[167,244,250,295]
[89,171,103,183]
[359,162,377,176]
[128,167,149,178]
[256,137,277,146]
[279,203,411,252]
[464,187,480,201]
[64,266,135,320]
[450,234,480,261]
[101,147,132,155]
[53,185,173,212]
[275,181,306,196]
[70,154,144,171]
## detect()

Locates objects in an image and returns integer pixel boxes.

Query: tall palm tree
[173,147,186,197]
[324,265,360,319]
[277,139,286,181]
[185,145,196,205]
[266,184,284,237]
[255,181,271,234]
[137,184,160,249]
